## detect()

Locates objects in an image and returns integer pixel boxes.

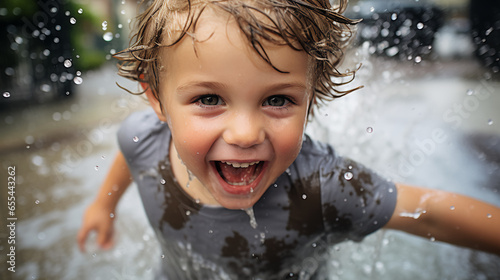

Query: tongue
[219,163,258,185]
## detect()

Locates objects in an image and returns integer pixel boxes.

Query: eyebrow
[176,81,228,93]
[176,81,306,93]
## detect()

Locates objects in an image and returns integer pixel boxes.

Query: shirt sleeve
[318,144,397,241]
[117,108,169,173]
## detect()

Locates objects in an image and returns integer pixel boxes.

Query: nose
[222,111,265,148]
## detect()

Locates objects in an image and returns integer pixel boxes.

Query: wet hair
[115,0,360,116]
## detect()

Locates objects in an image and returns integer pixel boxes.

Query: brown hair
[115,0,359,116]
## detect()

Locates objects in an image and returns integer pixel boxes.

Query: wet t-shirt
[118,109,397,280]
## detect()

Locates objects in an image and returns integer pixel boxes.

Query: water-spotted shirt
[118,109,397,280]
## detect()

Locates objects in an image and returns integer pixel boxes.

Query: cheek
[169,117,216,165]
[272,118,305,163]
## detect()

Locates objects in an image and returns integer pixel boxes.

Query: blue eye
[263,96,289,107]
[198,95,222,106]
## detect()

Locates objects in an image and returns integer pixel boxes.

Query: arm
[77,151,133,252]
[384,183,500,256]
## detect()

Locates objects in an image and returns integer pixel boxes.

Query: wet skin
[147,10,311,210]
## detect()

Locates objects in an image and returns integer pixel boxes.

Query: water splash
[103,32,113,42]
[63,59,72,68]
[244,207,258,229]
[73,76,83,84]
[186,169,194,189]
[400,209,427,219]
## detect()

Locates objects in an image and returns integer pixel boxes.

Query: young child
[78,0,500,278]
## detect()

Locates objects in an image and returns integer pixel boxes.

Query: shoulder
[117,108,170,165]
[296,135,397,238]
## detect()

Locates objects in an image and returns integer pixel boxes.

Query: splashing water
[244,207,258,229]
[400,209,427,219]
[186,169,194,189]
[103,32,113,42]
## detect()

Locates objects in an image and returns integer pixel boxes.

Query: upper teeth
[221,161,259,168]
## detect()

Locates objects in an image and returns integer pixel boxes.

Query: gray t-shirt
[118,109,397,280]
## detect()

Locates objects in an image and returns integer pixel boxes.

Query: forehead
[158,6,311,84]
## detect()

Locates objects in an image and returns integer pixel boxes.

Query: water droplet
[102,21,108,30]
[450,206,455,210]
[430,237,436,242]
[133,136,139,142]
[416,22,424,29]
[312,242,317,248]
[348,165,353,170]
[110,213,115,218]
[161,254,165,259]
[208,229,213,234]
[73,76,83,84]
[195,199,200,204]
[50,7,58,13]
[160,179,166,185]
[70,17,76,24]
[370,6,375,12]
[118,23,123,29]
[466,89,474,96]
[103,32,113,42]
[366,127,373,133]
[3,92,10,98]
[273,183,278,188]
[92,253,97,258]
[415,56,422,63]
[344,171,353,181]
[487,214,492,218]
[108,192,112,196]
[95,165,99,171]
[185,210,191,216]
[120,10,126,15]
[244,207,258,229]
[388,188,394,193]
[78,8,83,14]
[302,194,307,199]
[391,13,397,20]
[487,119,493,125]
[101,155,106,160]
[35,200,40,205]
[63,59,72,68]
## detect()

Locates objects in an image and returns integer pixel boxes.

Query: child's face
[154,11,310,209]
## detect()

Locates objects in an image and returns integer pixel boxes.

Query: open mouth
[214,161,265,186]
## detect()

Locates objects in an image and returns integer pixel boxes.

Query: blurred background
[0,0,499,279]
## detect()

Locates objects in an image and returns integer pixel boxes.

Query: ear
[141,82,168,123]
